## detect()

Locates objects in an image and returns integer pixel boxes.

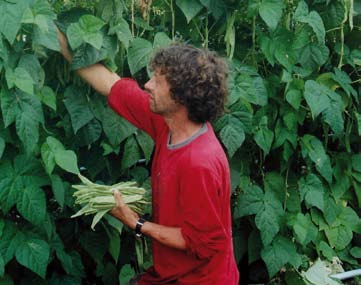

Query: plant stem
[338,23,344,68]
[204,15,209,48]
[131,0,135,37]
[252,16,257,69]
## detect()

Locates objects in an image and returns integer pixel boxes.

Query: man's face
[144,70,180,116]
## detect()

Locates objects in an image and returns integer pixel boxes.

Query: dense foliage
[0,0,361,284]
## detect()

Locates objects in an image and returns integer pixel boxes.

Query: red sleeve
[108,78,164,141]
[179,167,229,259]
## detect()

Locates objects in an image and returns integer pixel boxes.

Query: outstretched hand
[110,190,139,230]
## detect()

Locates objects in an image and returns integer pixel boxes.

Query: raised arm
[57,29,120,96]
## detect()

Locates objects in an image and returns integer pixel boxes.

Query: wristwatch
[135,217,146,238]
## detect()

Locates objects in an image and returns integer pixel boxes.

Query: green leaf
[219,117,245,158]
[127,38,153,75]
[0,254,4,277]
[0,221,25,264]
[255,201,280,246]
[102,108,136,145]
[56,249,85,277]
[298,174,325,211]
[108,18,132,49]
[325,224,353,251]
[6,67,34,95]
[79,15,106,33]
[121,136,142,170]
[15,110,39,153]
[261,236,301,278]
[301,135,333,183]
[33,18,60,51]
[0,274,14,285]
[234,185,264,218]
[293,213,318,246]
[176,0,203,23]
[350,247,361,258]
[0,177,22,214]
[63,85,94,133]
[38,86,56,111]
[199,0,226,20]
[136,131,154,162]
[304,80,329,118]
[119,264,135,285]
[285,79,304,110]
[153,32,172,50]
[15,239,50,278]
[332,68,357,99]
[106,227,121,263]
[70,43,107,70]
[50,175,65,208]
[17,185,46,225]
[299,42,329,71]
[298,11,325,43]
[259,0,284,30]
[0,1,27,44]
[352,154,361,172]
[229,65,268,106]
[0,89,20,127]
[0,137,5,159]
[254,117,274,156]
[54,150,79,174]
[67,23,85,50]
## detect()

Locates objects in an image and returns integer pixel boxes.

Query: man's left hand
[110,190,139,230]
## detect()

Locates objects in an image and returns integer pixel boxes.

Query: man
[58,31,239,285]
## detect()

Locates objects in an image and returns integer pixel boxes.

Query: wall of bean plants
[0,0,361,284]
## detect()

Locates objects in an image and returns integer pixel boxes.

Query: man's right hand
[56,26,120,97]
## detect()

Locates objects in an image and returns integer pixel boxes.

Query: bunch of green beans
[71,173,149,229]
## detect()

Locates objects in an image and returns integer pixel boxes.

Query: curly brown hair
[149,44,228,124]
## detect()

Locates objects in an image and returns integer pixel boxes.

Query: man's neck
[164,111,204,145]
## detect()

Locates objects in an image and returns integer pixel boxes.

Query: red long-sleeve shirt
[109,78,239,285]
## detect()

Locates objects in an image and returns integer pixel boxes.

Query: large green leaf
[229,65,268,106]
[292,213,318,246]
[16,185,46,225]
[176,0,203,23]
[294,2,325,44]
[259,0,284,30]
[304,80,329,118]
[261,236,302,278]
[298,174,325,212]
[219,116,245,158]
[325,224,353,250]
[50,175,65,208]
[127,38,153,75]
[254,116,274,156]
[119,264,135,285]
[15,110,39,153]
[41,136,79,174]
[298,43,329,71]
[0,1,27,44]
[255,203,280,246]
[0,221,25,264]
[0,136,5,159]
[67,15,105,50]
[102,108,136,146]
[54,150,79,174]
[0,89,20,127]
[5,67,34,95]
[0,177,22,214]
[108,18,132,49]
[234,185,264,219]
[199,0,226,20]
[136,131,154,162]
[15,239,50,278]
[33,18,60,51]
[121,135,142,170]
[63,85,94,133]
[301,135,333,183]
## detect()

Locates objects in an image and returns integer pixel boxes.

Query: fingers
[113,190,125,208]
